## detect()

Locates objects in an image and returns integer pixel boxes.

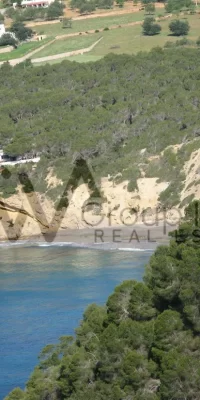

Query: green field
[32,13,200,65]
[0,39,51,61]
[34,34,101,58]
[33,10,161,36]
[87,14,200,56]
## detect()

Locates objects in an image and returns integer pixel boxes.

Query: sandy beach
[16,221,177,250]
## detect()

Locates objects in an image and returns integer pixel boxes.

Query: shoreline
[0,222,176,250]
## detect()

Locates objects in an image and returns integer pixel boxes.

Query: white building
[20,0,54,7]
[0,150,40,165]
[0,24,6,39]
[0,24,16,41]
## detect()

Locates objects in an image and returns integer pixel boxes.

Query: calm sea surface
[0,244,153,399]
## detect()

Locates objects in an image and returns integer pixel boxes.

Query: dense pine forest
[5,200,200,400]
[0,48,200,207]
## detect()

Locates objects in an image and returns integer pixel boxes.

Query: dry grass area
[62,1,164,19]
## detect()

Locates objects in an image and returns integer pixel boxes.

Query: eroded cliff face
[1,146,200,241]
[0,177,173,241]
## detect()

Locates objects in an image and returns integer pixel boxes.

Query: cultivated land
[0,38,51,62]
[32,13,200,65]
[1,10,200,65]
[89,14,200,57]
[34,35,101,57]
[33,10,153,36]
[0,9,149,63]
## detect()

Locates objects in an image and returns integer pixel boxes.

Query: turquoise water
[0,245,152,399]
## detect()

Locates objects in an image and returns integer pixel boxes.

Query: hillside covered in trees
[0,47,200,209]
[5,200,200,400]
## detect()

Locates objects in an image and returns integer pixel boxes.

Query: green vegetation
[85,14,200,58]
[34,35,101,58]
[33,10,149,36]
[62,17,72,29]
[116,0,125,8]
[145,2,156,14]
[0,39,51,61]
[5,0,65,22]
[142,0,156,4]
[164,37,194,47]
[10,21,33,41]
[5,200,200,400]
[70,0,113,14]
[169,19,190,36]
[0,33,17,47]
[0,48,200,205]
[165,0,195,13]
[142,17,161,35]
[145,140,200,207]
[35,54,103,65]
[0,22,33,48]
[47,0,65,20]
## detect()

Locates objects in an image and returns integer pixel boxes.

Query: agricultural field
[34,34,101,58]
[89,14,200,56]
[34,13,200,65]
[0,39,51,62]
[33,10,159,36]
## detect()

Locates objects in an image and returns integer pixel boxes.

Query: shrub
[103,27,109,31]
[0,12,4,22]
[10,22,33,41]
[96,0,113,8]
[46,0,65,20]
[79,3,96,14]
[159,181,182,207]
[164,41,175,48]
[176,37,194,46]
[180,194,195,208]
[116,0,124,7]
[142,17,161,36]
[165,0,194,13]
[62,17,72,28]
[95,29,99,33]
[145,3,155,14]
[196,36,200,46]
[169,19,190,36]
[127,179,138,192]
[0,33,17,47]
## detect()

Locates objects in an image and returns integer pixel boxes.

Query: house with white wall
[0,150,40,165]
[0,24,6,39]
[0,24,17,41]
[13,0,54,7]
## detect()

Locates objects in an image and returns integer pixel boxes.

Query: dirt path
[0,13,172,66]
[32,37,103,63]
[32,13,172,63]
[55,13,172,40]
[26,2,164,27]
[0,38,56,66]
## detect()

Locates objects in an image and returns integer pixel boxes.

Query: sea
[0,242,154,399]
